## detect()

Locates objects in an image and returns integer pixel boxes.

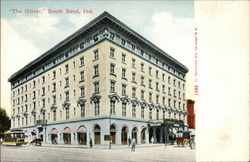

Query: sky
[1,1,195,116]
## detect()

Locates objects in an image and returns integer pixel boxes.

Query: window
[80,71,84,81]
[141,76,145,86]
[42,99,45,107]
[174,89,176,97]
[162,97,166,105]
[156,70,159,78]
[80,86,85,97]
[65,91,69,101]
[149,109,152,120]
[122,68,126,79]
[168,87,171,96]
[122,103,126,117]
[25,85,27,92]
[149,67,152,75]
[168,99,171,107]
[110,81,115,92]
[156,82,159,91]
[174,100,176,108]
[140,63,144,72]
[33,81,36,88]
[178,81,181,88]
[156,95,159,104]
[33,102,36,110]
[132,72,136,83]
[110,64,115,75]
[141,107,145,119]
[132,58,136,68]
[132,87,136,98]
[94,101,100,116]
[94,82,100,94]
[149,79,152,89]
[53,71,56,79]
[122,84,126,96]
[110,101,115,115]
[174,79,176,86]
[80,57,84,66]
[121,39,126,46]
[179,91,181,99]
[156,59,158,64]
[66,109,69,120]
[162,85,165,93]
[183,84,185,90]
[53,95,56,105]
[141,90,145,100]
[149,92,152,102]
[183,93,185,100]
[80,104,85,117]
[94,65,99,77]
[132,105,136,118]
[25,95,27,102]
[53,110,56,121]
[183,103,185,110]
[65,77,69,88]
[132,44,135,51]
[122,53,126,63]
[168,76,171,84]
[33,91,36,99]
[93,49,99,60]
[110,48,115,58]
[179,102,181,109]
[156,110,159,120]
[65,64,69,73]
[162,74,165,81]
[52,83,56,92]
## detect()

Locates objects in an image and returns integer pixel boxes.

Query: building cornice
[8,11,188,87]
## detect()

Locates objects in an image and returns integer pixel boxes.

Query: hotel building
[8,12,188,145]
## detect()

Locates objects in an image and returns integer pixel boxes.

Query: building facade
[8,12,188,146]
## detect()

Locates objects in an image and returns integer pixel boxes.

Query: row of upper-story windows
[109,80,185,109]
[109,60,185,91]
[12,52,100,98]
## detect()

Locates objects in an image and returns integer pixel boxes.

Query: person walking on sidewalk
[189,136,193,149]
[128,137,131,147]
[131,138,136,152]
[89,138,93,148]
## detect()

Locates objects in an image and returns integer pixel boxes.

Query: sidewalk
[41,143,170,149]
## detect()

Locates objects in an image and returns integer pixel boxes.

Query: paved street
[1,144,195,162]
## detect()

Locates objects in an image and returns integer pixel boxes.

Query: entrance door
[110,132,116,144]
[94,132,100,144]
[141,128,146,144]
[121,127,128,145]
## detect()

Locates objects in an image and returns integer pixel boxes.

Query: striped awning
[51,128,58,134]
[64,127,71,134]
[77,126,86,133]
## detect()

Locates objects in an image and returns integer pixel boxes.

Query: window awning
[51,129,58,134]
[77,126,86,133]
[64,127,71,134]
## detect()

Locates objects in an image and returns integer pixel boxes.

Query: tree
[0,108,11,138]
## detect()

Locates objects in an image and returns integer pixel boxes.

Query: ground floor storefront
[15,117,187,146]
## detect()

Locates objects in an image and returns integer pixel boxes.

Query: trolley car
[2,130,28,146]
[175,130,191,147]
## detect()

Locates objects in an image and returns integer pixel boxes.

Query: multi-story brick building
[8,12,188,145]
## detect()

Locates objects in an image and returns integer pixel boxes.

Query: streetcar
[2,130,28,146]
[175,130,191,147]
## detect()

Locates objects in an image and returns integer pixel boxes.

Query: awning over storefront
[77,126,86,133]
[51,128,58,135]
[63,127,71,134]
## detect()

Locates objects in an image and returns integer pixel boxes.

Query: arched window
[63,127,71,144]
[77,126,87,145]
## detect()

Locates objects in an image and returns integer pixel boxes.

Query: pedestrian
[151,137,154,144]
[189,136,193,149]
[131,138,136,152]
[89,138,93,148]
[128,137,131,147]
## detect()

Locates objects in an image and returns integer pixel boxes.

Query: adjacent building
[8,12,189,145]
